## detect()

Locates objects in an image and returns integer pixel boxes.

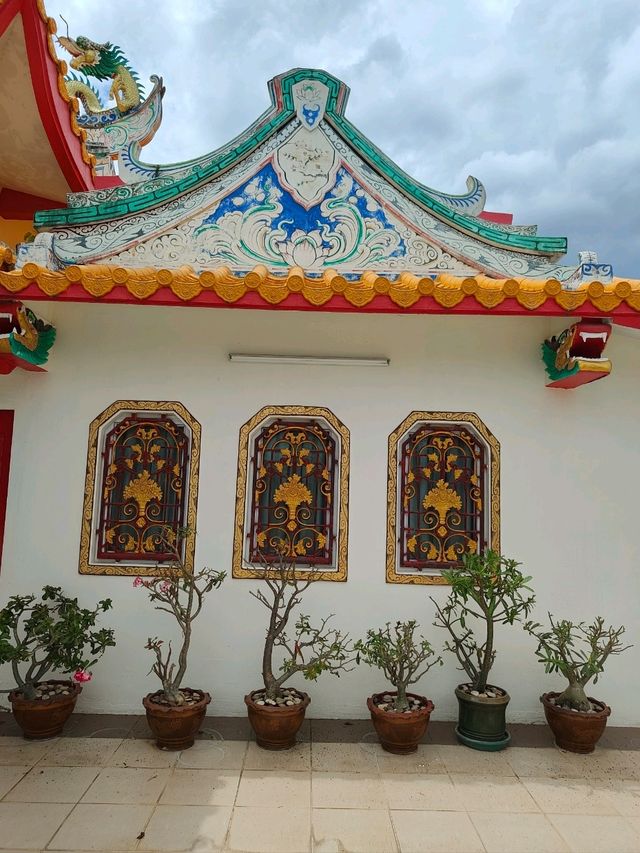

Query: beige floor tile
[108,738,179,768]
[471,812,569,852]
[245,740,311,771]
[176,738,247,770]
[227,805,311,852]
[627,816,640,837]
[38,737,123,767]
[451,774,539,813]
[567,749,640,781]
[0,738,52,767]
[4,765,99,803]
[391,809,484,852]
[438,743,515,776]
[139,804,232,851]
[522,776,617,815]
[382,772,458,811]
[506,747,584,779]
[312,742,378,773]
[48,802,154,851]
[605,780,640,817]
[0,765,29,798]
[81,767,172,804]
[356,743,447,775]
[312,807,398,852]
[549,813,640,853]
[236,769,310,808]
[0,802,72,849]
[312,771,386,810]
[159,768,241,806]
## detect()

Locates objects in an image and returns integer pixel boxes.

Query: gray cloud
[47,0,640,276]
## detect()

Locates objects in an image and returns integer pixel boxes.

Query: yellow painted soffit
[34,0,95,169]
[1,264,639,313]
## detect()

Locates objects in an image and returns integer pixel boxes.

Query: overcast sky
[47,0,640,276]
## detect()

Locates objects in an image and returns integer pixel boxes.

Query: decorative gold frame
[233,405,350,581]
[386,411,500,586]
[78,401,201,576]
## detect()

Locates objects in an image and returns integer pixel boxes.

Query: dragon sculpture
[542,319,612,389]
[0,302,56,375]
[58,29,143,123]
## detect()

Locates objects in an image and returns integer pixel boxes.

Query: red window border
[0,410,15,570]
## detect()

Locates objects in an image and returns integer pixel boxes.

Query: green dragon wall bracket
[0,302,56,374]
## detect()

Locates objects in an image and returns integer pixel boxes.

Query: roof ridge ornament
[562,252,614,291]
[292,79,329,130]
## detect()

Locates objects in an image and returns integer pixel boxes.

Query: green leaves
[524,613,631,706]
[433,551,535,692]
[0,588,116,692]
[355,620,442,709]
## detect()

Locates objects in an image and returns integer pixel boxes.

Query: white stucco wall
[1,303,639,724]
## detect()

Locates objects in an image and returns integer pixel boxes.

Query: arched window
[387,412,499,585]
[79,401,200,576]
[233,406,349,581]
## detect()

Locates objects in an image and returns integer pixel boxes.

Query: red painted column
[0,410,14,570]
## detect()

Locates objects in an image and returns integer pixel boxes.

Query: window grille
[247,419,336,565]
[399,423,487,570]
[95,413,189,563]
[386,412,499,585]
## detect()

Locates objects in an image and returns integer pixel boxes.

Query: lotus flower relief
[276,229,329,269]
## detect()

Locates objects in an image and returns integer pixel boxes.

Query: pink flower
[133,577,144,588]
[73,670,92,684]
[159,580,172,594]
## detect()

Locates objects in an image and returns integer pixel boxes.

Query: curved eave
[0,0,96,197]
[1,264,637,324]
[33,68,565,257]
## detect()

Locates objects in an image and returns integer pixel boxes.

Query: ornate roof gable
[25,68,570,278]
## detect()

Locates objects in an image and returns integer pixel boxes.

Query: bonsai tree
[135,529,225,706]
[355,620,443,711]
[250,549,354,702]
[524,614,631,712]
[431,551,535,694]
[0,586,115,700]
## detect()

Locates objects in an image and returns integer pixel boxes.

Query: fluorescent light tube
[228,354,389,367]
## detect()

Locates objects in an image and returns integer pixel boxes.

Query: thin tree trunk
[478,618,493,692]
[395,683,409,711]
[262,630,278,700]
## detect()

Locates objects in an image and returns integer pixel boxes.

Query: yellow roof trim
[36,0,96,170]
[1,263,639,314]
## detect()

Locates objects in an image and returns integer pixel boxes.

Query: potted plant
[355,620,442,754]
[0,586,115,739]
[431,550,535,751]
[524,614,631,753]
[246,550,354,750]
[136,530,225,750]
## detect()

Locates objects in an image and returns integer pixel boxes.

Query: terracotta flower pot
[367,691,434,754]
[541,691,611,754]
[143,689,211,750]
[9,680,82,739]
[245,689,310,750]
[455,684,511,751]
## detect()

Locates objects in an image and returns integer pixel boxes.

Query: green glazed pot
[455,685,511,751]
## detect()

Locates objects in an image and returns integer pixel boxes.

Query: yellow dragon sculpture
[58,30,142,118]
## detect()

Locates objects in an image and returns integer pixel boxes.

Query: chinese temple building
[1,0,638,722]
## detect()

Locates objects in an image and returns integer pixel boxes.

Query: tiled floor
[0,724,639,852]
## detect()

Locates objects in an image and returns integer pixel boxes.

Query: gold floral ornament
[123,470,163,528]
[423,479,462,524]
[274,474,313,531]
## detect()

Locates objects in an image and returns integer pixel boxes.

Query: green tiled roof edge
[33,69,567,256]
